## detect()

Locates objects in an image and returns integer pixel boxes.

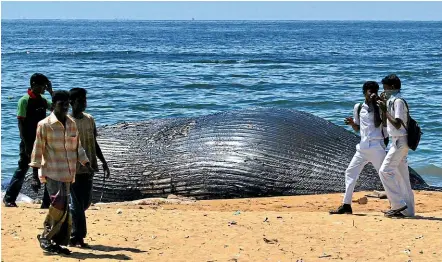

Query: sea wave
[1,50,143,56]
[89,72,157,79]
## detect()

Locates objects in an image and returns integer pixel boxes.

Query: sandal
[54,245,72,255]
[78,239,91,249]
[3,199,18,207]
[386,212,406,218]
[69,238,90,249]
[38,234,71,255]
[383,205,407,217]
[38,235,57,253]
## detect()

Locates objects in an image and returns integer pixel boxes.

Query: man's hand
[85,162,95,175]
[370,93,379,103]
[377,100,387,112]
[379,91,387,101]
[377,92,388,112]
[24,144,32,159]
[102,162,111,178]
[344,117,355,126]
[31,168,41,193]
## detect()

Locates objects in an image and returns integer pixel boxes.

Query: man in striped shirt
[30,90,94,255]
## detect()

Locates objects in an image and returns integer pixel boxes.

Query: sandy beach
[2,190,442,262]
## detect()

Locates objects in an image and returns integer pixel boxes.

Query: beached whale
[21,107,432,202]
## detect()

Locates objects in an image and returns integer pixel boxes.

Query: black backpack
[393,98,422,151]
[357,103,389,146]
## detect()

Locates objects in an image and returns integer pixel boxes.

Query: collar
[387,91,402,104]
[361,102,375,113]
[48,112,74,126]
[70,112,85,119]
[28,89,38,99]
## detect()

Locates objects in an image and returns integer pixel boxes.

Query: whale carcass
[21,108,431,202]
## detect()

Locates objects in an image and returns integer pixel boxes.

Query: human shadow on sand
[404,215,442,221]
[370,214,442,221]
[89,244,147,253]
[45,252,132,260]
[351,214,368,217]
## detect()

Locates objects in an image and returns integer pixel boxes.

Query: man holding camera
[330,81,387,214]
[377,74,415,218]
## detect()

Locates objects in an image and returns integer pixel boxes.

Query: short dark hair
[52,90,70,104]
[381,74,401,89]
[30,73,49,87]
[362,81,379,94]
[69,88,87,102]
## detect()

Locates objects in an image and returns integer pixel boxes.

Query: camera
[370,93,380,101]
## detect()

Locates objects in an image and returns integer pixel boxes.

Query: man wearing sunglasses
[3,73,54,207]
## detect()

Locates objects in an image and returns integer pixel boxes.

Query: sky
[1,1,442,21]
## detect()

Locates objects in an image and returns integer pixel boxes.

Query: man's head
[362,81,380,101]
[69,88,87,113]
[381,74,401,90]
[52,90,70,117]
[30,73,49,95]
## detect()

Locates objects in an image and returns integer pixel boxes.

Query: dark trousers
[70,174,93,240]
[41,184,51,208]
[4,141,30,203]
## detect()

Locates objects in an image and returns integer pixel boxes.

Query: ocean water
[1,20,441,186]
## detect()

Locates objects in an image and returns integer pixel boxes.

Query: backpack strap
[392,98,409,131]
[357,102,362,119]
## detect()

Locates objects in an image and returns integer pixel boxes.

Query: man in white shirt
[377,74,415,218]
[330,81,387,214]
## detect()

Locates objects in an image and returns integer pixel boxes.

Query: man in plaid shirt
[30,90,94,255]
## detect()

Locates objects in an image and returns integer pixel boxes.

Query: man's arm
[381,110,387,127]
[345,104,360,132]
[369,94,382,128]
[377,99,404,130]
[76,132,90,167]
[29,123,45,169]
[17,118,31,154]
[45,81,54,111]
[373,104,382,128]
[94,124,110,177]
[18,119,26,141]
[93,124,106,163]
[75,130,95,178]
[29,123,46,191]
[385,112,402,129]
[346,119,360,132]
[16,97,30,153]
[46,80,54,97]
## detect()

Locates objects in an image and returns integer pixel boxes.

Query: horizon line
[2,18,442,22]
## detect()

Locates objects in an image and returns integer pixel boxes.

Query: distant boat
[192,18,195,21]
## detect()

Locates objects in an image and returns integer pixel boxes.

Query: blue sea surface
[1,20,441,186]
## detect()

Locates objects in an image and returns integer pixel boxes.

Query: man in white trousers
[330,81,387,215]
[377,74,415,218]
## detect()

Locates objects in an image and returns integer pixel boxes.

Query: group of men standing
[2,72,415,256]
[3,73,110,255]
[330,74,415,218]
